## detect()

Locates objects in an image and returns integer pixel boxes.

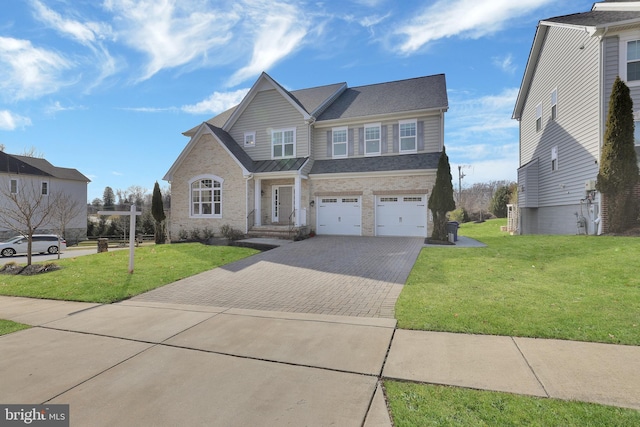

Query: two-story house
[513,0,640,235]
[0,151,90,241]
[164,72,448,239]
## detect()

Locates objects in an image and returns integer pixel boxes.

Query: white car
[0,234,67,257]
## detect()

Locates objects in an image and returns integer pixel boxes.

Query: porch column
[254,178,262,226]
[294,175,302,227]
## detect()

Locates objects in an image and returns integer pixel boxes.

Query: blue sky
[0,0,595,202]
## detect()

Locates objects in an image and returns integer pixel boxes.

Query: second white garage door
[316,196,361,235]
[376,195,427,237]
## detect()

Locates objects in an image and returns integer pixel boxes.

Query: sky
[0,0,596,203]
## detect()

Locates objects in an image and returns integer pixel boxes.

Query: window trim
[332,126,348,159]
[551,145,558,172]
[399,119,418,153]
[188,174,224,219]
[244,131,256,147]
[364,123,381,157]
[271,128,296,159]
[535,103,543,132]
[10,179,18,194]
[550,88,558,121]
[620,33,640,87]
[41,181,49,196]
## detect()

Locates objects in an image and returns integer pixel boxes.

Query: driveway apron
[132,236,424,318]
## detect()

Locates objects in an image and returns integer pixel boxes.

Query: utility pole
[457,165,470,207]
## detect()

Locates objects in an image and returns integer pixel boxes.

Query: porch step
[247,226,296,240]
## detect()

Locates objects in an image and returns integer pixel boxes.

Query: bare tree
[50,192,84,259]
[0,178,57,265]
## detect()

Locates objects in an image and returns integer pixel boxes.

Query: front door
[273,186,294,223]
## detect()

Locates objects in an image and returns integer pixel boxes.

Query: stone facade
[169,134,247,240]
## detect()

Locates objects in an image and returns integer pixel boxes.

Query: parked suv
[0,234,67,257]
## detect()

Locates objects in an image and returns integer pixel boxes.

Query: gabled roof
[316,74,448,122]
[513,2,640,119]
[310,152,440,175]
[0,151,89,182]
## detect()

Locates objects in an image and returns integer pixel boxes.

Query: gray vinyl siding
[312,113,442,161]
[603,33,640,119]
[520,204,599,235]
[229,89,309,160]
[518,25,600,234]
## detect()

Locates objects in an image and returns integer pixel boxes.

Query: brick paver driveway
[133,236,424,318]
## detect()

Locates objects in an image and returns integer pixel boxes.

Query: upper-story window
[189,176,222,218]
[550,89,558,121]
[535,103,542,132]
[10,179,18,194]
[627,40,640,81]
[364,123,381,156]
[332,127,348,158]
[551,146,558,171]
[399,119,417,153]
[41,181,49,196]
[244,131,255,147]
[272,128,295,159]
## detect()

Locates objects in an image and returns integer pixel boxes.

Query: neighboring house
[164,72,448,239]
[0,151,90,242]
[513,0,640,235]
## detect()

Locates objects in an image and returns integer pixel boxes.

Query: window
[190,176,222,217]
[550,89,558,121]
[10,179,17,194]
[399,119,417,152]
[536,103,542,132]
[41,181,49,196]
[244,132,255,146]
[551,146,558,171]
[272,128,295,159]
[627,40,640,82]
[364,123,381,156]
[332,127,348,158]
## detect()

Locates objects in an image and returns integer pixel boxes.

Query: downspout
[244,174,253,233]
[596,26,609,234]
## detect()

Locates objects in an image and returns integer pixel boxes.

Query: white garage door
[317,196,361,235]
[376,195,427,237]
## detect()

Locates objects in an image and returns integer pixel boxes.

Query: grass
[385,381,640,426]
[0,243,259,303]
[395,219,640,345]
[0,319,30,336]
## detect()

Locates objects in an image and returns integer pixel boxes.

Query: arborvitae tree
[490,185,512,218]
[596,77,639,232]
[428,147,456,241]
[103,186,115,210]
[151,181,166,244]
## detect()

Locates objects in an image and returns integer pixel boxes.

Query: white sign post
[98,205,142,273]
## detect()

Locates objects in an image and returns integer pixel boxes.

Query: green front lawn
[385,381,640,426]
[0,243,259,303]
[396,219,640,345]
[0,319,30,336]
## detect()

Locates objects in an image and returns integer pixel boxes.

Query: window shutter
[358,127,364,155]
[381,125,388,154]
[327,130,332,157]
[348,128,354,156]
[392,124,399,153]
[417,121,424,151]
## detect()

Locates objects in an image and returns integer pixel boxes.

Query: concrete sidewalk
[1,296,639,427]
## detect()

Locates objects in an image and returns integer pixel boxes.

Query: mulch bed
[0,263,61,276]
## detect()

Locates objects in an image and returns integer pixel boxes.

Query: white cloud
[0,110,32,130]
[227,0,308,87]
[395,0,554,54]
[0,36,72,100]
[493,53,517,74]
[45,101,86,115]
[31,0,113,46]
[182,88,249,114]
[104,0,239,82]
[451,158,518,185]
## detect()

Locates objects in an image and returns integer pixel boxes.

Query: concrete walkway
[1,296,639,427]
[133,236,425,318]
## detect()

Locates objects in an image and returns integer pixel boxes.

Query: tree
[0,179,58,265]
[103,186,115,210]
[50,192,84,258]
[428,147,456,241]
[596,77,640,232]
[151,181,166,244]
[490,185,513,218]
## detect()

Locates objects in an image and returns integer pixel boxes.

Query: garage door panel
[376,195,427,237]
[317,197,361,236]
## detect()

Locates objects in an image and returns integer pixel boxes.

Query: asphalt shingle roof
[545,10,640,26]
[316,74,448,122]
[310,152,441,175]
[0,152,88,182]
